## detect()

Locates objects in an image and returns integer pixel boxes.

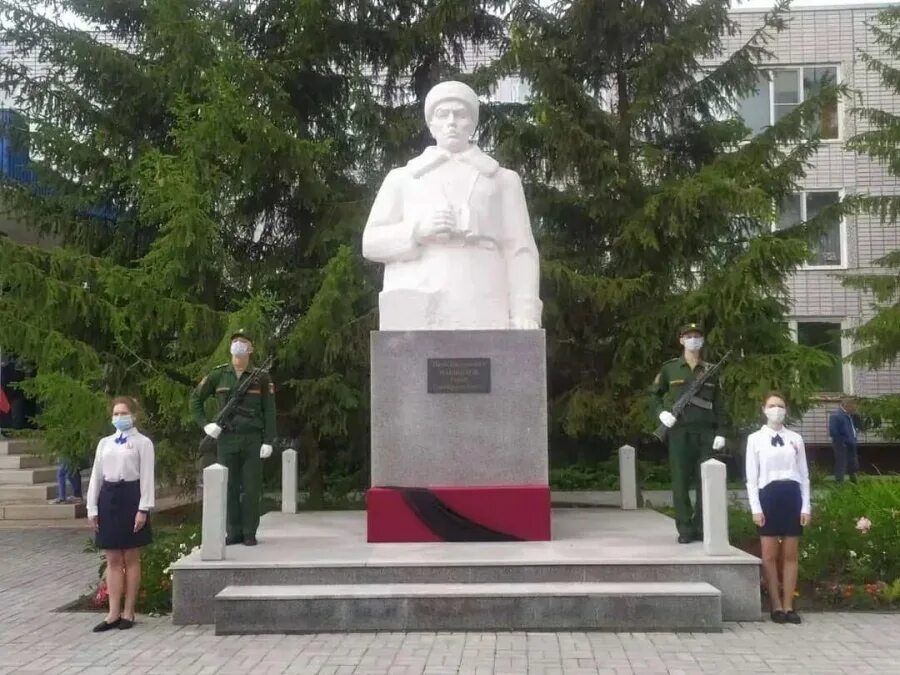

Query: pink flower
[92,580,109,608]
[856,517,872,533]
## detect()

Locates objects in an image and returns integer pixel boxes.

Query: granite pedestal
[368,330,549,542]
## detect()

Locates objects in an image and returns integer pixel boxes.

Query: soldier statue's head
[424,81,479,154]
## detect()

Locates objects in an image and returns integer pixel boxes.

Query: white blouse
[745,424,811,516]
[86,428,155,518]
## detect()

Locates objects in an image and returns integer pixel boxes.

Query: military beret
[230,329,253,343]
[678,322,704,336]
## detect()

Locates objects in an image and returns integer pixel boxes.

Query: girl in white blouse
[86,396,155,632]
[745,392,811,625]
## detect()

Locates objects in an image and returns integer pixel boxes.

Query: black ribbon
[772,434,784,447]
[386,486,523,542]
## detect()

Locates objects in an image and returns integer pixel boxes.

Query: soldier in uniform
[190,330,276,546]
[650,323,727,544]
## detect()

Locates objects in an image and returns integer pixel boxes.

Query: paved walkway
[1,529,899,675]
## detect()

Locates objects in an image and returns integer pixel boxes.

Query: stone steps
[0,439,87,519]
[0,466,58,485]
[0,454,44,469]
[0,482,59,502]
[214,581,722,634]
[0,439,32,456]
[0,502,86,520]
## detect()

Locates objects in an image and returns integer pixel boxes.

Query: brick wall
[724,7,900,444]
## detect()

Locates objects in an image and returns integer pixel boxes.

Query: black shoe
[92,618,121,632]
[677,535,692,544]
[244,536,258,546]
[118,618,135,630]
[771,610,787,624]
[225,534,243,546]
[784,610,802,624]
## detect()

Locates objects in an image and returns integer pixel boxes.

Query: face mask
[230,340,250,357]
[764,406,786,424]
[682,337,704,352]
[112,415,134,432]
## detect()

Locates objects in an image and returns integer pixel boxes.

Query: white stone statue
[362,81,542,331]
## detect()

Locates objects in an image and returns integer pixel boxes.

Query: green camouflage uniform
[190,362,276,540]
[650,355,727,539]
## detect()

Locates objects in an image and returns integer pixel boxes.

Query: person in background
[50,461,82,505]
[745,392,811,625]
[829,396,860,483]
[86,396,155,632]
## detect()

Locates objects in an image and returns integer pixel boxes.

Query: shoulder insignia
[653,373,661,386]
[214,363,229,370]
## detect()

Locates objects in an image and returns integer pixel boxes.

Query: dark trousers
[668,426,714,538]
[217,431,263,539]
[832,439,859,483]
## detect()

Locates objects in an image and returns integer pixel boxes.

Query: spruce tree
[0,0,506,494]
[486,0,844,456]
[845,7,900,441]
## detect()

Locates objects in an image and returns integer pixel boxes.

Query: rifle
[653,350,732,442]
[199,355,274,453]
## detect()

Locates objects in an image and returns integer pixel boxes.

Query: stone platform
[172,508,761,633]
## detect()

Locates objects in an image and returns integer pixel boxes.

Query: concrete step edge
[217,581,722,601]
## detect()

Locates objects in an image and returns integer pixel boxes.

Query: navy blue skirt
[758,480,803,537]
[96,480,152,550]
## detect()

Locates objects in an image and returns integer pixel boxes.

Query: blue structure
[0,108,117,221]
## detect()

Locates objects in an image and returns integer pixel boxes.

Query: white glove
[658,411,677,428]
[712,435,726,451]
[260,444,273,459]
[203,422,222,439]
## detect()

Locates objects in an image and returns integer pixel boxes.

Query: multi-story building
[724,3,900,448]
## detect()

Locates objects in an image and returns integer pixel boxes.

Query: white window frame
[788,318,854,395]
[742,64,842,142]
[773,188,847,270]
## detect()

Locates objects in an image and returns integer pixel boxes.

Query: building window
[795,321,845,393]
[736,66,839,139]
[775,190,844,267]
[491,76,531,104]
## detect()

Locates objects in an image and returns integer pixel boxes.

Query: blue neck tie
[115,434,127,445]
[771,434,784,447]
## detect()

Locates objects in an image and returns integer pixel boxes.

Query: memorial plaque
[427,358,491,393]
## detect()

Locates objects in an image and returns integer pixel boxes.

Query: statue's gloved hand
[414,208,456,243]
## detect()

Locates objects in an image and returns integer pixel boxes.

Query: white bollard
[701,458,730,556]
[282,448,298,514]
[618,444,638,510]
[201,463,228,561]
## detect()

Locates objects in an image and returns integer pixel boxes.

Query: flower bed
[799,478,900,608]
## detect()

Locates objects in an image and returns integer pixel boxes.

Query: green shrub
[549,459,677,491]
[801,478,900,585]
